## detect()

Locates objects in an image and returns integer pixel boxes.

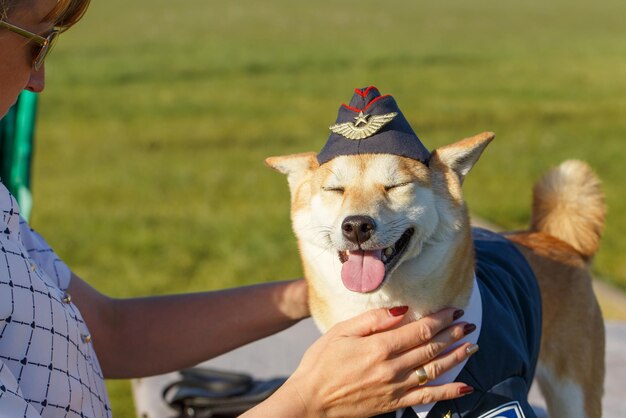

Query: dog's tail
[530,160,605,261]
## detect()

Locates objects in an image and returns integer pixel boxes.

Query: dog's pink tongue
[341,250,385,293]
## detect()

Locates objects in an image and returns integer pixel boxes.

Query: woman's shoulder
[0,182,71,292]
[0,182,22,237]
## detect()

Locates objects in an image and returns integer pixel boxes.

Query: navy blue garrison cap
[317,86,430,165]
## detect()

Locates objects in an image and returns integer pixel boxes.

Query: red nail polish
[463,323,476,335]
[459,386,474,395]
[453,309,464,321]
[389,306,409,317]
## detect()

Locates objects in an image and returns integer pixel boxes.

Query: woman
[0,0,478,416]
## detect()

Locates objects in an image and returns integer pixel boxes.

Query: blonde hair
[1,0,91,31]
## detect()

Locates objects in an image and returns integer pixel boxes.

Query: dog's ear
[430,132,495,184]
[265,152,319,193]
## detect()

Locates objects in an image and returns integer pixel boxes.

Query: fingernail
[389,306,409,317]
[459,385,474,395]
[466,344,479,357]
[463,323,476,336]
[452,309,464,321]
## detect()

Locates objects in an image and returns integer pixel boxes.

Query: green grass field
[25,0,626,415]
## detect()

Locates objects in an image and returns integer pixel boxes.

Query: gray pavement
[599,321,626,416]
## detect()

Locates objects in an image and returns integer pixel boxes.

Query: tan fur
[506,160,605,418]
[298,240,332,327]
[431,132,495,185]
[267,132,605,418]
[267,133,494,327]
[531,160,605,260]
[508,232,604,418]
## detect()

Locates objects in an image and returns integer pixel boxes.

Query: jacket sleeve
[0,360,42,418]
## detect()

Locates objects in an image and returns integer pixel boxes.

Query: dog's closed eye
[384,182,412,192]
[322,186,345,194]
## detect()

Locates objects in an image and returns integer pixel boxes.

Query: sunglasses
[0,20,60,71]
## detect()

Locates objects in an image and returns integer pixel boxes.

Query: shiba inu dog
[267,87,605,418]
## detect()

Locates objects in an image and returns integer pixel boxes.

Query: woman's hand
[275,278,310,321]
[249,306,477,418]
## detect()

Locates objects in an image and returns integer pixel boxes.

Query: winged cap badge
[329,111,398,140]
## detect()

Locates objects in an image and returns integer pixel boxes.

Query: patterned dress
[0,184,111,417]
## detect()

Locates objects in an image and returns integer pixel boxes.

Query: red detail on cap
[354,86,380,98]
[341,94,391,113]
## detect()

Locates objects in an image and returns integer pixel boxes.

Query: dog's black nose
[342,215,376,244]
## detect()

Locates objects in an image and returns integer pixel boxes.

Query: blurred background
[25,0,625,415]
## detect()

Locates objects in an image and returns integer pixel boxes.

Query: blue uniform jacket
[375,228,542,418]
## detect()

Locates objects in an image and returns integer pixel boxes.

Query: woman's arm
[67,273,309,378]
[69,273,476,416]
